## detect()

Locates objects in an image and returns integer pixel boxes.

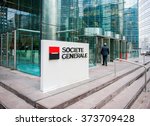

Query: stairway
[36,62,150,109]
[66,64,150,109]
[130,81,150,109]
[0,62,150,109]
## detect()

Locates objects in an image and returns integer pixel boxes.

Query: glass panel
[16,30,40,76]
[122,41,126,59]
[8,32,15,68]
[110,39,114,61]
[113,40,119,59]
[1,34,7,67]
[79,36,96,67]
[96,38,102,63]
[89,37,96,67]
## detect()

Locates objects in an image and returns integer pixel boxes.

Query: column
[0,34,2,65]
[14,30,16,69]
[6,32,9,66]
[117,40,120,58]
[101,38,103,64]
[108,38,110,62]
[42,0,59,40]
[120,40,122,59]
[95,36,99,63]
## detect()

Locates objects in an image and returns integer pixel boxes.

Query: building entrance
[16,30,40,76]
[0,29,40,76]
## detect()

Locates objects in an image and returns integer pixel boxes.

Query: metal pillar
[120,40,122,59]
[101,38,104,46]
[108,38,110,62]
[6,32,9,67]
[101,38,104,64]
[125,41,127,58]
[0,34,2,65]
[95,36,99,63]
[42,0,58,40]
[14,30,16,69]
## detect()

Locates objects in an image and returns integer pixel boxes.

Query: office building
[124,4,138,49]
[139,0,150,53]
[0,0,126,76]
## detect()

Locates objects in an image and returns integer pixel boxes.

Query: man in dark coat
[101,43,109,66]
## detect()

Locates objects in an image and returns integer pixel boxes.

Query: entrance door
[19,34,33,65]
[17,30,40,76]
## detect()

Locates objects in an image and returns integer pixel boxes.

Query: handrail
[114,58,147,92]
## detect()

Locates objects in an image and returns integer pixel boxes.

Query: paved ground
[0,56,150,108]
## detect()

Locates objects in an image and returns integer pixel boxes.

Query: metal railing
[114,58,147,91]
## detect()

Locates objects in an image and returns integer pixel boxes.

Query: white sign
[41,40,89,92]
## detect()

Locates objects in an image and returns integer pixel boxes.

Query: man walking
[101,43,109,66]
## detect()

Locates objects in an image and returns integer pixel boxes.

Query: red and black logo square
[49,46,60,60]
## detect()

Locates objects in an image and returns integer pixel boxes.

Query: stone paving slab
[130,81,150,109]
[0,86,34,109]
[130,92,150,109]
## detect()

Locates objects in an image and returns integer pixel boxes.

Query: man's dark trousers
[101,44,109,66]
[102,55,108,66]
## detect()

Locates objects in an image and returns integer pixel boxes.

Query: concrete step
[0,104,6,109]
[66,67,147,109]
[36,65,144,109]
[101,70,150,109]
[130,92,150,109]
[0,86,34,109]
[130,81,150,109]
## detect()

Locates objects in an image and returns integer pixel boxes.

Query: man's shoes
[102,64,104,65]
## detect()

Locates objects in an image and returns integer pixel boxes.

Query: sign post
[41,40,89,92]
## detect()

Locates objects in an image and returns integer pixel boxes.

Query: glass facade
[139,0,150,52]
[0,0,126,76]
[0,0,41,76]
[124,4,138,49]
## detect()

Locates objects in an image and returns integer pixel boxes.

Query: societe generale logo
[49,46,60,60]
